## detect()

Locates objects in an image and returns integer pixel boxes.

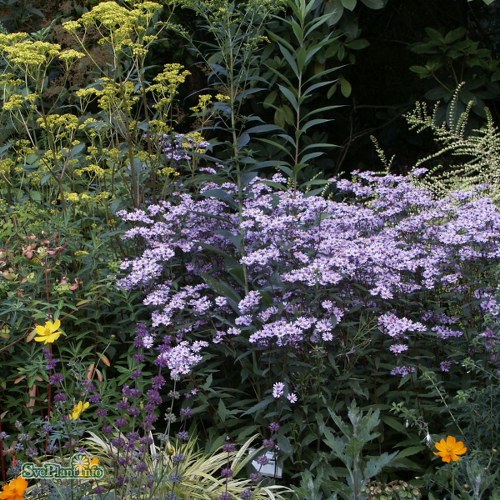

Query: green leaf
[301,118,333,133]
[345,38,370,50]
[340,78,352,97]
[394,445,426,459]
[29,191,42,203]
[360,0,386,8]
[218,399,228,422]
[237,132,250,148]
[444,27,466,44]
[242,396,273,416]
[200,273,241,305]
[303,104,344,119]
[274,105,296,128]
[409,65,431,77]
[278,44,300,78]
[278,84,299,111]
[325,0,344,26]
[305,13,339,37]
[245,124,282,134]
[364,451,399,479]
[341,0,357,11]
[263,90,278,108]
[304,80,336,96]
[381,415,406,433]
[300,151,326,163]
[277,433,293,455]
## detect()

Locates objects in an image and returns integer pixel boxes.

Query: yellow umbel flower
[433,436,467,463]
[69,401,90,420]
[34,319,63,344]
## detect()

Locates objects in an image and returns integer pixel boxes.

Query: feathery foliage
[405,88,500,199]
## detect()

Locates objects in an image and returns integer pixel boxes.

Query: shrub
[117,170,499,484]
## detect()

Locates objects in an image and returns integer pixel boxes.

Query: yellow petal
[48,332,61,343]
[83,402,90,410]
[35,325,47,335]
[52,319,61,331]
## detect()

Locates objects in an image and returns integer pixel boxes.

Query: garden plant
[0,0,498,499]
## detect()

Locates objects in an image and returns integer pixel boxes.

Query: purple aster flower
[390,365,416,377]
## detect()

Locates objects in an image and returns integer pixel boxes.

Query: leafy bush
[117,169,499,489]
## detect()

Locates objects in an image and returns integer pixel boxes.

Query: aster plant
[117,169,499,479]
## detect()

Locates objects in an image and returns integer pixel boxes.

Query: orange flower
[0,477,28,500]
[434,435,468,463]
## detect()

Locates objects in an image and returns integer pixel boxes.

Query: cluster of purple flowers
[161,133,210,163]
[118,171,499,379]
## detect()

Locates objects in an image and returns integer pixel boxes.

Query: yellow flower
[433,436,467,463]
[0,476,28,500]
[34,319,62,344]
[69,401,90,420]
